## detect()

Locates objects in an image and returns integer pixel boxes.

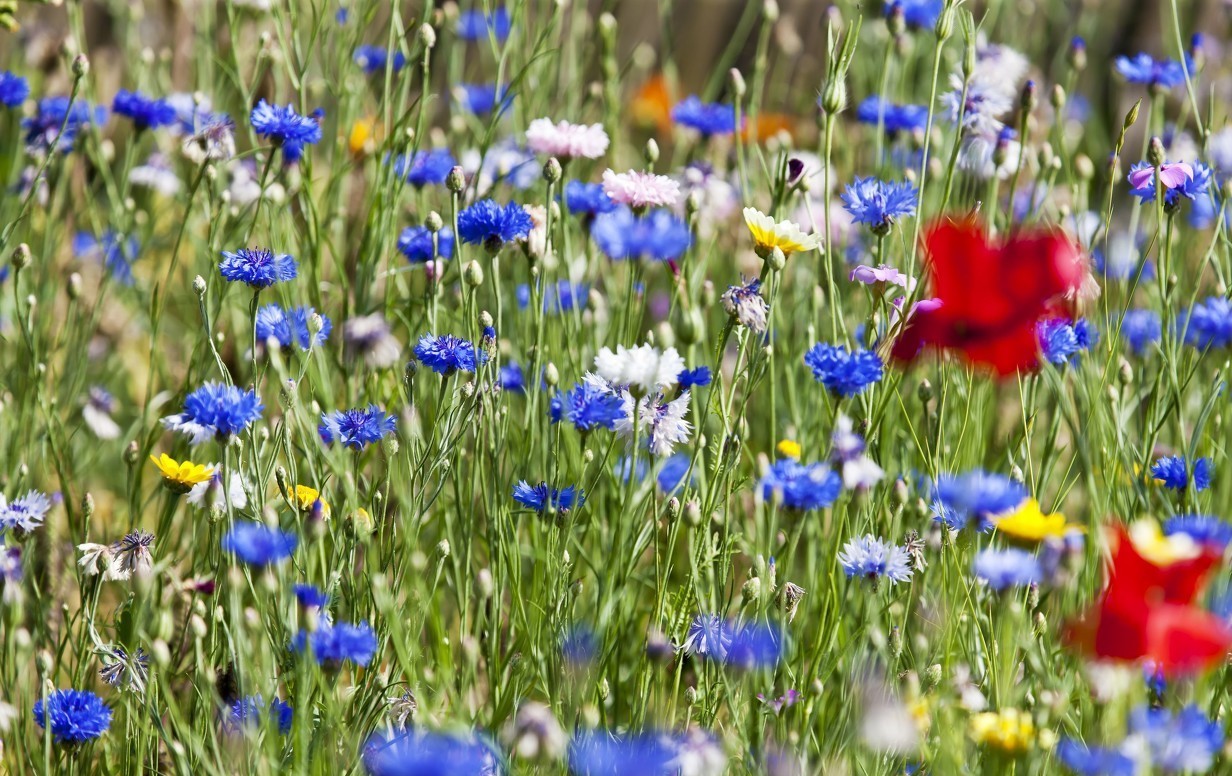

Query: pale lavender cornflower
[615,391,693,457]
[602,169,681,209]
[525,118,609,160]
[343,314,402,368]
[721,279,769,334]
[680,614,731,659]
[130,153,182,195]
[849,264,911,288]
[838,535,913,584]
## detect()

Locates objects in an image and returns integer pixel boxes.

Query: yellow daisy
[149,454,213,495]
[993,499,1082,543]
[1127,519,1200,565]
[969,708,1035,754]
[294,484,332,519]
[347,117,378,158]
[742,207,820,258]
[776,439,802,460]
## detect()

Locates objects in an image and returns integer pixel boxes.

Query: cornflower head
[0,491,52,534]
[112,89,177,131]
[98,646,150,693]
[1121,309,1162,354]
[457,199,535,253]
[319,405,397,450]
[392,148,456,187]
[1179,296,1232,348]
[601,169,681,210]
[742,207,819,258]
[249,100,322,163]
[0,71,29,108]
[1150,455,1212,491]
[221,522,297,566]
[414,333,484,375]
[182,112,237,163]
[398,226,455,263]
[456,6,510,41]
[162,382,264,444]
[931,471,1028,531]
[149,454,214,495]
[591,207,691,262]
[73,230,140,285]
[550,379,625,432]
[838,535,914,584]
[1163,514,1232,552]
[24,96,107,153]
[850,263,912,289]
[517,280,588,314]
[455,83,511,116]
[1116,53,1191,91]
[804,343,884,397]
[353,45,406,74]
[33,690,112,743]
[219,247,298,288]
[1128,160,1212,211]
[883,0,942,29]
[110,531,155,580]
[1055,740,1137,776]
[293,621,378,666]
[841,177,918,235]
[721,278,770,334]
[593,344,685,396]
[856,96,929,136]
[228,695,294,735]
[255,304,331,351]
[525,118,609,159]
[1128,704,1223,773]
[759,459,842,511]
[671,95,738,137]
[972,548,1041,591]
[187,466,248,511]
[969,708,1036,753]
[615,391,693,457]
[512,481,585,515]
[564,180,616,219]
[83,387,120,440]
[1037,318,1097,366]
[363,730,501,776]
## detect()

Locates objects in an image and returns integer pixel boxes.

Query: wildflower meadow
[5,0,1232,773]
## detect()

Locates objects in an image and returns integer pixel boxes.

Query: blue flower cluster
[24,96,106,152]
[1163,514,1232,550]
[1116,53,1191,90]
[34,689,112,743]
[164,382,264,443]
[856,96,929,136]
[1151,455,1212,491]
[456,7,510,41]
[319,405,397,450]
[1179,296,1232,348]
[229,695,293,735]
[354,45,407,74]
[671,96,738,136]
[512,481,585,514]
[1120,309,1162,354]
[219,247,298,289]
[250,100,322,163]
[803,343,884,397]
[931,470,1027,531]
[551,381,625,431]
[838,535,913,584]
[1037,318,1098,366]
[457,199,534,251]
[759,459,842,510]
[565,180,616,218]
[255,304,331,351]
[112,89,177,131]
[398,225,455,263]
[0,71,29,107]
[972,548,1041,591]
[393,148,456,187]
[841,177,918,233]
[221,522,298,566]
[294,621,378,666]
[591,207,692,261]
[414,333,484,374]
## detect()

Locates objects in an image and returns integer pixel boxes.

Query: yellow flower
[294,485,332,519]
[993,499,1082,543]
[1128,519,1200,565]
[776,439,802,460]
[743,207,819,258]
[348,117,378,158]
[969,708,1035,754]
[150,454,213,495]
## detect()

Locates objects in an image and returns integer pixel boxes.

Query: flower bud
[425,211,444,232]
[419,22,437,48]
[464,260,484,287]
[644,138,659,166]
[543,157,562,184]
[193,275,207,296]
[1068,36,1086,71]
[71,53,90,78]
[1074,154,1094,180]
[729,68,746,98]
[446,165,466,192]
[1147,136,1166,167]
[11,243,29,270]
[67,273,83,299]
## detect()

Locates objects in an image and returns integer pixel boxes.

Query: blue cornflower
[228,696,293,735]
[681,614,731,658]
[883,0,943,29]
[33,689,112,743]
[499,361,526,393]
[457,199,534,252]
[353,45,407,74]
[457,6,510,41]
[0,72,30,108]
[725,621,784,669]
[219,247,298,288]
[856,96,929,136]
[565,180,616,218]
[931,471,1028,531]
[414,333,483,374]
[671,95,738,137]
[73,230,140,285]
[804,343,883,397]
[1038,318,1096,366]
[512,481,585,514]
[657,453,695,493]
[221,522,297,566]
[0,490,52,533]
[162,382,264,443]
[112,89,177,131]
[293,621,378,666]
[569,731,678,776]
[841,177,918,233]
[363,730,501,776]
[1093,237,1153,282]
[678,367,711,389]
[293,583,328,609]
[1116,53,1190,90]
[1163,514,1232,551]
[1151,455,1212,491]
[838,534,913,584]
[1179,296,1232,348]
[255,304,331,351]
[1055,740,1137,776]
[972,548,1041,591]
[1127,160,1212,208]
[319,405,397,450]
[759,459,842,511]
[550,381,624,431]
[249,100,322,163]
[517,280,589,314]
[393,148,456,187]
[455,83,510,116]
[591,207,692,261]
[1128,704,1223,773]
[23,96,106,152]
[397,226,455,263]
[1074,319,1099,350]
[561,626,598,663]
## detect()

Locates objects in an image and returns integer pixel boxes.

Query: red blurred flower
[1065,525,1231,676]
[889,220,1087,376]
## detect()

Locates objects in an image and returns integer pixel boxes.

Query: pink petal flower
[1127,167,1156,189]
[1158,162,1194,189]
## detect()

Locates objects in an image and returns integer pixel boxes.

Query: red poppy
[890,220,1086,376]
[1065,525,1231,676]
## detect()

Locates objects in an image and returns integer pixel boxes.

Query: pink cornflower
[525,118,610,160]
[1128,161,1193,190]
[602,169,681,209]
[850,264,911,288]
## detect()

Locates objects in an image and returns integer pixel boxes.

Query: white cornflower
[525,118,609,160]
[593,344,685,395]
[186,466,250,510]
